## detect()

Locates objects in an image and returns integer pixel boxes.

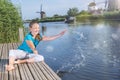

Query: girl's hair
[35,33,42,41]
[29,20,42,41]
[29,20,38,28]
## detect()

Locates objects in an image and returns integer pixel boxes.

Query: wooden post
[19,28,24,42]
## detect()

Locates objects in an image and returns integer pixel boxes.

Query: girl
[6,20,66,71]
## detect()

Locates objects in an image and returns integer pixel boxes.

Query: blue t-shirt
[18,33,42,53]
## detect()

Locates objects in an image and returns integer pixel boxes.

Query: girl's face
[30,23,40,36]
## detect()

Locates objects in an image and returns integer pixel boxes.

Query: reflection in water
[41,25,47,35]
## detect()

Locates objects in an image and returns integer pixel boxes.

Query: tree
[79,10,91,15]
[53,14,59,17]
[0,0,23,43]
[67,7,79,17]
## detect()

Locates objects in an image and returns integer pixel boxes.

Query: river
[24,21,120,80]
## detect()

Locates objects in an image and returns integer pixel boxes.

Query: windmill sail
[104,0,107,10]
[107,0,120,11]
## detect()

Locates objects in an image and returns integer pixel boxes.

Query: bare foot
[5,65,15,71]
[27,58,34,63]
[14,60,20,64]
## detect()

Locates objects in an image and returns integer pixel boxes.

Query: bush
[0,0,23,43]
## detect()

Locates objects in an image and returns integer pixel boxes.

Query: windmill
[104,0,108,10]
[36,4,46,19]
[88,0,108,14]
[107,0,120,11]
[88,0,109,10]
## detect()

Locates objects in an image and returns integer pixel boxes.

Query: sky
[11,0,105,20]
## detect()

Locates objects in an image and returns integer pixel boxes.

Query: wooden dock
[0,43,61,80]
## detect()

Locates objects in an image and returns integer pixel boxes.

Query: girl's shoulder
[24,33,33,40]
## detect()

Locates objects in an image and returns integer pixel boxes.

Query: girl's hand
[33,50,38,54]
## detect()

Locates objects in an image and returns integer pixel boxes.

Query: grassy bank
[40,17,65,22]
[76,11,120,22]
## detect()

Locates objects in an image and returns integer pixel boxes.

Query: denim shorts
[9,49,44,62]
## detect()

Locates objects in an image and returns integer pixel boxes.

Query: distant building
[88,2,103,15]
[36,4,46,19]
[107,0,120,11]
[65,16,76,23]
[88,2,97,11]
[40,11,46,19]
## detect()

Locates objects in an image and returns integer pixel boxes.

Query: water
[24,21,120,80]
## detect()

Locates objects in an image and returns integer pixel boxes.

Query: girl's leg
[12,54,44,65]
[6,49,27,71]
[14,54,34,64]
[28,54,44,62]
[14,58,34,64]
[6,56,15,71]
[14,59,27,64]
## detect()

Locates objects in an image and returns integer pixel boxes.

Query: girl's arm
[26,40,38,54]
[42,29,67,41]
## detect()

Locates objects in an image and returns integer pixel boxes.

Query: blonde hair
[29,20,42,41]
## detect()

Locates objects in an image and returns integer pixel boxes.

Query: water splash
[49,57,57,61]
[93,40,108,49]
[56,31,86,77]
[104,54,120,67]
[56,46,86,75]
[68,52,86,72]
[72,31,86,40]
[111,33,119,40]
[46,45,54,52]
[93,42,100,49]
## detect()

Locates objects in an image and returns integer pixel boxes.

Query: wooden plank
[37,62,54,80]
[22,64,31,80]
[42,62,61,80]
[0,44,4,80]
[19,28,24,42]
[27,63,42,80]
[23,64,34,80]
[0,45,5,80]
[32,63,48,80]
[8,43,15,80]
[0,43,3,57]
[30,63,43,80]
[4,43,9,80]
[18,64,27,80]
[12,43,21,80]
[0,44,5,72]
[0,44,9,80]
[14,64,21,80]
[0,43,3,79]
